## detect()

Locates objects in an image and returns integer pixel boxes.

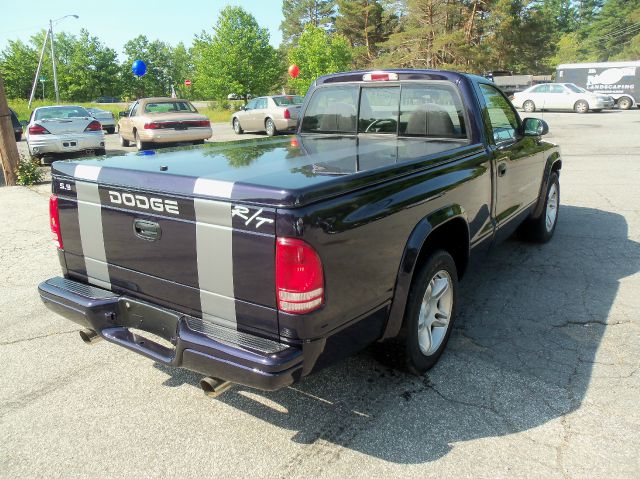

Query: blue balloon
[131,59,147,77]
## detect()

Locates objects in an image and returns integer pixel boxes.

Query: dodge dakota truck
[38,70,561,393]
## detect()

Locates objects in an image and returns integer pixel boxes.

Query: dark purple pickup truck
[39,70,561,394]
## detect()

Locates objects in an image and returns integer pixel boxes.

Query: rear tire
[105,127,115,134]
[233,118,243,134]
[193,139,205,145]
[118,129,130,147]
[518,172,560,243]
[134,131,150,151]
[617,96,632,110]
[574,100,589,113]
[95,148,106,156]
[265,118,277,137]
[392,250,459,375]
[15,133,22,142]
[523,100,536,113]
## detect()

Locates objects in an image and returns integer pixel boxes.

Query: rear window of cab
[144,101,197,113]
[301,81,468,140]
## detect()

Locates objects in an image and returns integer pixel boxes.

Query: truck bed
[52,136,477,207]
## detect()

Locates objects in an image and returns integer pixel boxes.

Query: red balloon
[288,64,300,78]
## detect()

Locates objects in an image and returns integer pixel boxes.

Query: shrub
[16,156,43,186]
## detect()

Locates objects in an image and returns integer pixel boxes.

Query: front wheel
[574,100,589,113]
[233,118,243,134]
[400,250,458,375]
[523,100,536,113]
[617,96,632,110]
[519,172,560,243]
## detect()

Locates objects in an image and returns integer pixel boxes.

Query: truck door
[477,83,546,239]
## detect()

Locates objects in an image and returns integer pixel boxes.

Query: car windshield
[564,84,584,93]
[34,106,91,120]
[272,95,304,106]
[144,101,197,113]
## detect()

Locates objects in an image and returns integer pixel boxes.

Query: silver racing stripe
[74,165,111,289]
[194,196,237,329]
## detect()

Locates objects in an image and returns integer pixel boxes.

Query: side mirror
[239,106,246,111]
[118,111,127,118]
[20,120,28,127]
[521,117,549,137]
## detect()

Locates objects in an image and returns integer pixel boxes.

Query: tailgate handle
[133,219,161,241]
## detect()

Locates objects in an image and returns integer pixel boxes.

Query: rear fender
[531,151,562,220]
[380,205,467,341]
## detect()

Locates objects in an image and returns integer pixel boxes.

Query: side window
[301,85,358,133]
[548,84,565,94]
[532,84,549,93]
[245,99,257,110]
[399,83,467,138]
[130,102,139,116]
[479,84,520,144]
[256,98,268,109]
[359,87,399,134]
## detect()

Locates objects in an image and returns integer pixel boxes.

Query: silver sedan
[231,95,303,136]
[26,105,106,159]
[86,107,116,134]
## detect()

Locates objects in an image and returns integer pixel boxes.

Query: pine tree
[280,0,336,44]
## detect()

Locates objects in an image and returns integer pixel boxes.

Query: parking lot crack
[0,329,78,346]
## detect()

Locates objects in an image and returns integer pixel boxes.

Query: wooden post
[0,73,20,186]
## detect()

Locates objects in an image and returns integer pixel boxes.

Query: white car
[512,83,614,113]
[26,105,106,160]
[86,107,116,134]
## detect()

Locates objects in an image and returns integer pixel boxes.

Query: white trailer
[556,61,640,109]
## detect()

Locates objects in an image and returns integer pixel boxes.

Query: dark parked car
[10,108,23,142]
[92,96,122,104]
[39,69,562,395]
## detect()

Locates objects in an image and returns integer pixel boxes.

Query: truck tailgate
[54,164,278,338]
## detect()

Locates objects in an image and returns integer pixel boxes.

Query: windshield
[272,95,304,106]
[564,84,584,93]
[35,106,91,120]
[144,101,197,113]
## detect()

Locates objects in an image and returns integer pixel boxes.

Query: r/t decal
[232,205,274,229]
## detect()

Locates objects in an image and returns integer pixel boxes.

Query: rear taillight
[283,108,291,119]
[49,194,63,249]
[28,124,50,135]
[276,237,324,314]
[84,120,102,132]
[190,120,211,127]
[144,122,160,129]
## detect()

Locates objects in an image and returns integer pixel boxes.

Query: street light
[28,14,79,107]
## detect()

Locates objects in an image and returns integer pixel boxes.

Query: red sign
[184,79,192,87]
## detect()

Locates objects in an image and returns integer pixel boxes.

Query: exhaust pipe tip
[79,329,101,344]
[200,377,233,398]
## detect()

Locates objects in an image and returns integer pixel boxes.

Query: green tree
[335,0,395,66]
[582,0,640,61]
[120,36,174,100]
[287,25,352,94]
[192,6,282,101]
[170,43,195,99]
[0,39,38,99]
[280,0,336,44]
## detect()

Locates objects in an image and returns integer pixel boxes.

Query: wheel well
[265,117,273,126]
[415,217,469,280]
[551,160,562,175]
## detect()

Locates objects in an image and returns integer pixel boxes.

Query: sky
[0,0,284,57]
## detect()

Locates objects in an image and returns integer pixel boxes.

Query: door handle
[498,162,508,177]
[133,219,161,241]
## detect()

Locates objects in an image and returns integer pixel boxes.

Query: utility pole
[50,19,60,104]
[28,28,50,108]
[0,73,20,186]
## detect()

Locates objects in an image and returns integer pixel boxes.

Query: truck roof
[314,69,483,86]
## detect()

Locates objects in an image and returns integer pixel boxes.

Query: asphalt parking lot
[1,110,639,478]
